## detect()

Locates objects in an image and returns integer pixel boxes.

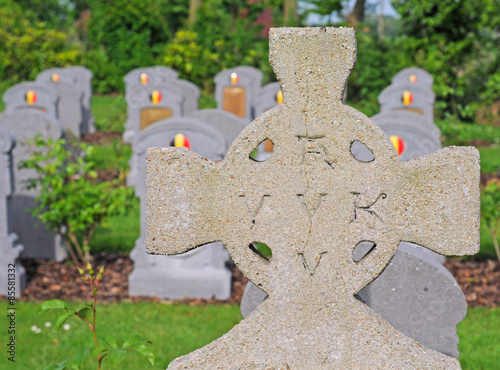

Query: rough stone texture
[392,67,433,87]
[253,81,282,117]
[0,111,66,261]
[123,83,184,144]
[36,70,84,136]
[129,117,232,299]
[187,109,247,149]
[3,82,60,122]
[378,82,435,122]
[0,126,25,296]
[146,27,480,368]
[214,65,263,122]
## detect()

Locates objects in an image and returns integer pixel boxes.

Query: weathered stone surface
[3,82,59,122]
[36,70,84,136]
[0,126,25,296]
[129,117,231,299]
[147,27,479,368]
[214,65,263,122]
[0,111,66,261]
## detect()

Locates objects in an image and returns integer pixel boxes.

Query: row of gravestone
[0,66,95,296]
[3,66,95,137]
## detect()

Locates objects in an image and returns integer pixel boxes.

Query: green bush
[0,3,80,86]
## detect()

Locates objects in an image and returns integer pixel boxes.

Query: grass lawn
[6,301,499,369]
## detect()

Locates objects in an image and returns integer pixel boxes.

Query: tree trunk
[346,0,366,27]
[283,0,298,26]
[189,0,202,24]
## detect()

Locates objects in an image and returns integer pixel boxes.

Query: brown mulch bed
[18,254,497,307]
[444,258,500,308]
[481,172,500,186]
[19,253,247,305]
[81,132,123,146]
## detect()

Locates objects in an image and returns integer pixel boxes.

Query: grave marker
[187,109,247,148]
[392,67,433,87]
[146,27,479,368]
[129,117,231,299]
[60,66,96,133]
[124,66,178,96]
[378,82,435,122]
[214,66,263,121]
[3,82,59,122]
[123,83,184,143]
[36,69,84,136]
[0,110,66,261]
[0,126,26,296]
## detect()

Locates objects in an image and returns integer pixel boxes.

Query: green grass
[458,307,500,369]
[90,197,140,254]
[9,301,242,369]
[478,145,500,174]
[91,95,127,133]
[6,301,499,369]
[87,141,132,172]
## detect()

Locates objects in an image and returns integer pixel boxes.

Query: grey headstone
[61,66,96,134]
[128,117,232,299]
[187,109,247,148]
[0,126,25,296]
[168,79,200,115]
[3,82,59,122]
[146,27,479,368]
[124,66,178,97]
[371,110,441,161]
[36,70,84,136]
[357,242,466,358]
[214,65,263,122]
[392,67,433,87]
[378,82,435,122]
[123,83,184,143]
[253,81,282,117]
[0,110,66,261]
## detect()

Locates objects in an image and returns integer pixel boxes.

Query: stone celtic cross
[146,27,479,369]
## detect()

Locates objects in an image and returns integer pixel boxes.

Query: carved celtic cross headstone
[146,27,479,369]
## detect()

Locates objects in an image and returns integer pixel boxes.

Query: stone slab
[128,117,231,299]
[3,82,59,122]
[0,126,25,296]
[0,111,66,261]
[378,82,435,122]
[146,27,479,369]
[36,70,84,136]
[214,66,263,122]
[65,66,95,133]
[392,67,433,86]
[253,81,282,117]
[124,66,178,97]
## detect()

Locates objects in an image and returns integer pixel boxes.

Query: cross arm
[145,147,223,256]
[399,146,480,256]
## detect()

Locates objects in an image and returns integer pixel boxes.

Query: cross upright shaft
[146,27,479,368]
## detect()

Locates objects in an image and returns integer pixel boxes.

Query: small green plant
[40,263,155,370]
[481,178,500,263]
[20,135,135,264]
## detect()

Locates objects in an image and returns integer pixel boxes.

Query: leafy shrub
[20,136,135,264]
